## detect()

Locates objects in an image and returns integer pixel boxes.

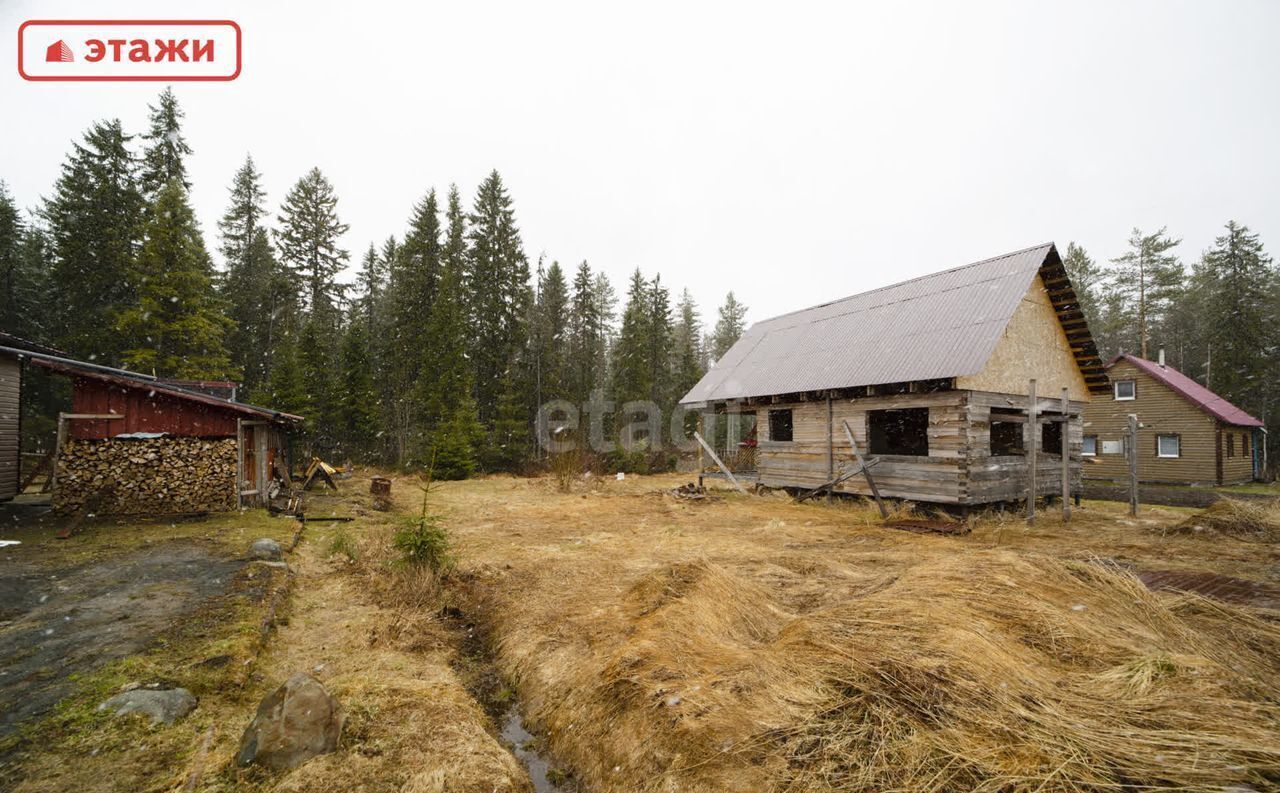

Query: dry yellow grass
[428,474,1280,792]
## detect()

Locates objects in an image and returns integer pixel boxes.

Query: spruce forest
[2,89,1276,474]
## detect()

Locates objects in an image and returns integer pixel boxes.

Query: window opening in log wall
[868,408,928,456]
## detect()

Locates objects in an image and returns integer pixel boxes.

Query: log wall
[755,389,1085,505]
[54,436,237,516]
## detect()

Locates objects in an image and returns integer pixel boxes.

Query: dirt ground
[2,472,1277,792]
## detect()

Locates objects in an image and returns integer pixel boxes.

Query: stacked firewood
[54,436,237,516]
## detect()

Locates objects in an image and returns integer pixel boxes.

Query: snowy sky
[2,0,1278,327]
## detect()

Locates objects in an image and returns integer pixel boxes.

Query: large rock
[237,673,343,770]
[98,687,196,724]
[249,538,283,561]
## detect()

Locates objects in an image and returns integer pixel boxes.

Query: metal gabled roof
[682,243,1086,404]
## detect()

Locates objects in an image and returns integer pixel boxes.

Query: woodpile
[54,436,237,516]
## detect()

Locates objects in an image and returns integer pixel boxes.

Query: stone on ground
[249,538,284,560]
[98,687,196,724]
[237,673,343,770]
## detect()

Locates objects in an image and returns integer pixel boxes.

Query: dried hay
[1171,498,1280,542]
[486,550,1280,792]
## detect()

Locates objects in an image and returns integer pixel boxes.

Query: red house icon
[46,40,74,62]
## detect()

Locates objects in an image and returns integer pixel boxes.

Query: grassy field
[429,473,1280,792]
[3,471,1278,792]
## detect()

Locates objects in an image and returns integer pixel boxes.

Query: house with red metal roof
[1081,352,1264,486]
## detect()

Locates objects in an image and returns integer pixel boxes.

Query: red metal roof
[27,358,302,424]
[1109,354,1263,428]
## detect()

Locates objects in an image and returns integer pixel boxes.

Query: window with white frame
[1114,379,1136,400]
[1157,434,1180,458]
[1082,435,1098,456]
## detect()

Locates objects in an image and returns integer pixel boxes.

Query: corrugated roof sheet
[681,243,1056,404]
[1111,354,1263,428]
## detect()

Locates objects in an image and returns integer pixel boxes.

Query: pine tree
[465,171,531,427]
[117,180,234,378]
[276,167,350,320]
[139,87,193,196]
[387,190,441,429]
[218,156,282,392]
[711,291,748,360]
[1196,222,1276,410]
[43,119,145,361]
[1109,227,1183,359]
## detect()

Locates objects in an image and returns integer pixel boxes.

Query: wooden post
[1128,413,1139,516]
[696,412,705,489]
[826,395,834,504]
[841,419,888,517]
[1060,387,1071,522]
[1027,379,1038,524]
[235,418,244,510]
[693,431,747,495]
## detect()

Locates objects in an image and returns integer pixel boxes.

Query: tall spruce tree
[276,167,350,320]
[338,317,379,458]
[42,119,145,361]
[388,191,442,427]
[297,315,339,452]
[1062,242,1103,335]
[139,87,193,197]
[218,155,281,392]
[117,180,234,378]
[647,275,674,405]
[0,182,31,335]
[1196,222,1276,411]
[612,269,653,406]
[465,171,531,430]
[417,246,483,478]
[567,261,606,405]
[14,220,51,342]
[672,288,705,401]
[531,259,570,404]
[711,291,748,360]
[1108,227,1183,359]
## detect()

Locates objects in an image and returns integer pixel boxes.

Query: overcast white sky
[2,0,1277,326]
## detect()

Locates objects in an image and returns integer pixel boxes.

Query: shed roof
[1109,354,1263,428]
[681,243,1107,404]
[6,347,302,424]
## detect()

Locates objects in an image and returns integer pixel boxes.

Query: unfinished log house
[680,243,1111,506]
[4,350,302,515]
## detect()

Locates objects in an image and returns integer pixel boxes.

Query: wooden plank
[1061,386,1071,522]
[693,431,747,495]
[842,419,887,517]
[1027,378,1037,524]
[1128,413,1139,516]
[795,459,880,503]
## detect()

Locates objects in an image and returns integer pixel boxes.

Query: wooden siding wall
[756,389,1085,505]
[0,355,19,500]
[1081,360,1253,485]
[71,378,241,438]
